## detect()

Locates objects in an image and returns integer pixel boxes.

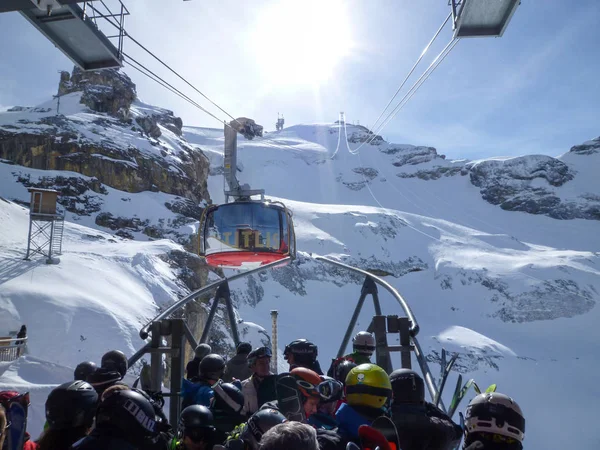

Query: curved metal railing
[314,255,440,409]
[134,253,441,410]
[0,337,28,362]
[139,257,292,340]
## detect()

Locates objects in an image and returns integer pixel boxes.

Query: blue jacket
[335,403,371,440]
[181,378,214,408]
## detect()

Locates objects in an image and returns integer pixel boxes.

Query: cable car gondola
[199,200,296,269]
[198,118,296,269]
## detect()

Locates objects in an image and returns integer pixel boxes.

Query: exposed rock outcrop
[59,67,136,120]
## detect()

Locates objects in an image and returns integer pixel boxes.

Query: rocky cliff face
[0,67,211,240]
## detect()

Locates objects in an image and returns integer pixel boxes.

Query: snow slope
[0,109,597,449]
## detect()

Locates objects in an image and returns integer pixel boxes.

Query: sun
[249,0,352,87]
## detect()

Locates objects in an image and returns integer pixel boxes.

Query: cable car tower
[198,118,296,270]
[275,113,285,131]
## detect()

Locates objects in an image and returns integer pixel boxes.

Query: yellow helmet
[345,363,392,409]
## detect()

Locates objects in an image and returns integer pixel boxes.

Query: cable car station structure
[2,0,522,428]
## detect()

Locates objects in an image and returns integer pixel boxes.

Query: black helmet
[195,343,212,359]
[389,369,425,404]
[199,354,225,380]
[101,350,128,378]
[212,381,245,415]
[284,339,318,360]
[335,360,357,385]
[74,361,97,381]
[178,405,215,442]
[96,389,158,446]
[247,347,272,367]
[237,342,252,355]
[241,408,287,449]
[45,380,98,430]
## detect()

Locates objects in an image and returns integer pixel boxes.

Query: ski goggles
[184,426,216,443]
[294,379,343,401]
[466,402,525,432]
[316,379,343,402]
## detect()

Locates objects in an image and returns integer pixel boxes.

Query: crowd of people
[0,331,526,450]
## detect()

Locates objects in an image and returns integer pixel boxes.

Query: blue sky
[0,0,598,159]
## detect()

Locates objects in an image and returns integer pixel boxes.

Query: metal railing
[132,253,443,414]
[0,337,28,362]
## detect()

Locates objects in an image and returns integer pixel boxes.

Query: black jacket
[390,402,462,450]
[71,429,138,450]
[186,357,201,380]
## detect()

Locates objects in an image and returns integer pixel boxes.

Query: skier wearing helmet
[283,339,323,375]
[241,347,278,415]
[307,376,343,430]
[327,331,375,379]
[335,363,392,441]
[181,354,226,409]
[260,367,323,421]
[463,392,525,450]
[388,368,461,450]
[225,408,287,450]
[37,380,98,450]
[169,405,216,450]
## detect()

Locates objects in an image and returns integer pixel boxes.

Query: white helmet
[464,393,525,443]
[352,331,375,355]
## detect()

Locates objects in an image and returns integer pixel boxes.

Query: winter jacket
[23,433,38,450]
[390,403,462,450]
[327,353,372,378]
[308,412,338,430]
[463,434,523,450]
[70,429,139,450]
[316,428,347,450]
[289,359,324,375]
[223,353,253,382]
[240,375,277,415]
[181,378,215,409]
[335,403,383,440]
[186,357,201,380]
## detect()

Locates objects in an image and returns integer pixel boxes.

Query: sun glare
[250,0,352,88]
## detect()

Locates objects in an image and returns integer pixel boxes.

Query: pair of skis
[448,378,497,419]
[435,348,497,419]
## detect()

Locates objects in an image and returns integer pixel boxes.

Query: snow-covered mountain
[1,68,599,449]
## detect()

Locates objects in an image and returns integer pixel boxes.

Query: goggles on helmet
[466,401,525,433]
[317,379,343,402]
[184,426,215,443]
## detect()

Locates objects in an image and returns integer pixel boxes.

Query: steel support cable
[356,37,458,153]
[368,12,452,138]
[86,3,242,130]
[373,39,460,137]
[329,113,344,159]
[123,52,227,126]
[123,33,240,125]
[124,60,208,113]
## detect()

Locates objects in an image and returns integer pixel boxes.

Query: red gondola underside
[205,251,290,268]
